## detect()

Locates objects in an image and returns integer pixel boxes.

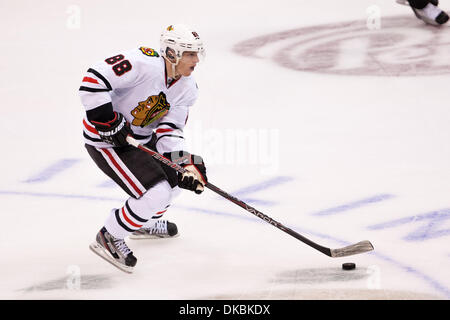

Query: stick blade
[330,240,374,258]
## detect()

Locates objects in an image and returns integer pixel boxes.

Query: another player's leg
[407,0,449,25]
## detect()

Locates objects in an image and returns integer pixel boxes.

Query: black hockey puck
[342,262,356,270]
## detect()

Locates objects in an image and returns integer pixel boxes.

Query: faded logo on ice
[66,5,81,30]
[233,15,450,76]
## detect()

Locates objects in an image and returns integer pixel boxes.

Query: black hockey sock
[408,0,432,9]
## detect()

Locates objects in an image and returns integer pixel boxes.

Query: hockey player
[79,24,207,273]
[397,0,449,25]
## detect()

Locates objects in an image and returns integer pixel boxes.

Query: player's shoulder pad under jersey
[176,76,199,107]
[90,48,162,90]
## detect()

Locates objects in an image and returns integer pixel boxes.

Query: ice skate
[129,220,179,240]
[411,2,449,25]
[89,227,137,273]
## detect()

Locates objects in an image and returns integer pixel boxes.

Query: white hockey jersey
[79,46,198,153]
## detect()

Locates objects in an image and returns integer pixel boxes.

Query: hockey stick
[126,136,374,258]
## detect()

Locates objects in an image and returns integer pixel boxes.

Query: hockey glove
[164,151,207,194]
[91,112,132,147]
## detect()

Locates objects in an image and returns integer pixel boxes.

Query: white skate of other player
[397,0,449,25]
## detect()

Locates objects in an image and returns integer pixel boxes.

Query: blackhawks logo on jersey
[139,47,159,57]
[131,92,170,127]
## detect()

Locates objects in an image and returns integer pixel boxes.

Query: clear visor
[196,47,206,63]
[180,45,205,64]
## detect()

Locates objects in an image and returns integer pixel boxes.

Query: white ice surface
[0,0,449,299]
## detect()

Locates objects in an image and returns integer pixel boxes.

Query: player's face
[176,51,199,77]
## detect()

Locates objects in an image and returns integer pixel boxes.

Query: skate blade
[396,0,409,6]
[89,242,134,274]
[128,233,180,240]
